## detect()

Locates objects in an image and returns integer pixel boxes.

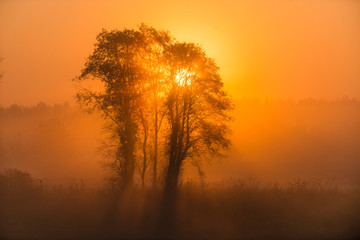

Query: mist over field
[0,102,103,187]
[1,0,360,239]
[1,98,360,188]
[1,99,360,240]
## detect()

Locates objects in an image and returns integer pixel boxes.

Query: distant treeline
[2,97,360,116]
[0,102,72,116]
[1,98,360,187]
[2,97,360,114]
[0,101,103,186]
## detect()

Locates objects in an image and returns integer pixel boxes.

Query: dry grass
[1,171,359,240]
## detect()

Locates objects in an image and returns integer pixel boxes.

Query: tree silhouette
[140,26,170,188]
[160,42,232,232]
[75,28,145,189]
[164,42,231,191]
[75,25,232,196]
[75,25,172,189]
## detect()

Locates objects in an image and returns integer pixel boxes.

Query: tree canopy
[74,24,232,191]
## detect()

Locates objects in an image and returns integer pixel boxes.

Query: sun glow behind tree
[175,69,194,86]
[74,25,232,210]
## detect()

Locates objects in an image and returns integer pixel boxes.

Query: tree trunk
[141,134,147,189]
[153,107,158,188]
[122,115,136,189]
[159,155,181,238]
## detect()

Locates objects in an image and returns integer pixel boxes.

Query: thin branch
[80,87,122,128]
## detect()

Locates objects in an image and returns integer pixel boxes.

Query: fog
[1,99,359,188]
[1,99,360,239]
[0,102,104,187]
[201,98,360,188]
[1,0,359,238]
[1,0,359,106]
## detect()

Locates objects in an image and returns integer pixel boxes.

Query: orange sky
[0,0,359,106]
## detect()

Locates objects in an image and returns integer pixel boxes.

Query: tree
[164,42,232,191]
[160,42,232,231]
[75,28,145,189]
[138,25,170,187]
[0,169,35,194]
[75,25,172,189]
[75,25,232,195]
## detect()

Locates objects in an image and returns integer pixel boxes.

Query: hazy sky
[0,0,359,106]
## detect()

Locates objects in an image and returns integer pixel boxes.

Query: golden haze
[0,0,359,106]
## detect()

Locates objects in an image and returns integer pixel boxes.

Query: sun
[175,69,194,86]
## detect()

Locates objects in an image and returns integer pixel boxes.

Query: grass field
[1,174,359,240]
